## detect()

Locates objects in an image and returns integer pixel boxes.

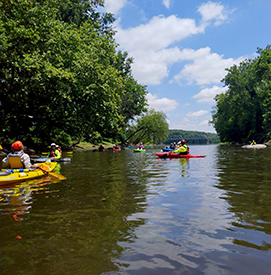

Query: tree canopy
[0,0,148,148]
[211,46,271,143]
[122,109,169,145]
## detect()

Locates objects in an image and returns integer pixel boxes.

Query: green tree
[55,0,116,35]
[211,46,271,143]
[123,109,169,145]
[0,0,148,148]
[0,0,123,146]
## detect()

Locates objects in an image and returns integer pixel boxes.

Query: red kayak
[156,153,206,159]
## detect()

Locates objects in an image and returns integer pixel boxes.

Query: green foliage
[211,45,271,143]
[125,109,169,144]
[0,0,148,148]
[166,130,220,144]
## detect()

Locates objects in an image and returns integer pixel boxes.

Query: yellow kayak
[0,162,57,186]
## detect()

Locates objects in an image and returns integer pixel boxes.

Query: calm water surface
[1,145,271,274]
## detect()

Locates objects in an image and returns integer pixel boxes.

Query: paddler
[98,144,105,151]
[138,142,144,149]
[2,141,38,169]
[250,140,256,145]
[56,145,62,157]
[47,143,61,159]
[171,140,189,155]
[113,144,119,150]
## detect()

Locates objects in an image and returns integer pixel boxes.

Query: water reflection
[1,146,271,274]
[0,175,62,222]
[214,145,271,251]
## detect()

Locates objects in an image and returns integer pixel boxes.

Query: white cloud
[198,1,230,26]
[163,0,171,9]
[193,85,228,103]
[115,15,203,85]
[132,47,183,85]
[169,118,216,132]
[199,120,210,126]
[104,0,127,14]
[116,15,201,53]
[114,2,238,86]
[147,93,178,112]
[186,110,208,118]
[173,47,245,85]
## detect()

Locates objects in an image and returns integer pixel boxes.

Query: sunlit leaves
[0,0,149,147]
[211,45,271,143]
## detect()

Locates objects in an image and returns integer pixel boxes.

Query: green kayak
[134,148,146,152]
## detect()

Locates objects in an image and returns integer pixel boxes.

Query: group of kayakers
[169,140,189,155]
[173,140,189,155]
[1,141,62,169]
[1,138,189,170]
[47,143,62,159]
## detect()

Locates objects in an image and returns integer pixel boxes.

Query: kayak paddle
[37,163,66,180]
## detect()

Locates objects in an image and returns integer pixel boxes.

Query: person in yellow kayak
[250,140,256,145]
[2,141,38,169]
[47,143,61,159]
[171,140,190,155]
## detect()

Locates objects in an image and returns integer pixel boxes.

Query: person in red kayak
[47,143,61,159]
[2,141,38,169]
[172,140,189,155]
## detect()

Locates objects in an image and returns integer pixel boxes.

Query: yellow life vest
[8,152,24,169]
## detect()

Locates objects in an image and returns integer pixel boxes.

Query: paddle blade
[38,164,66,180]
[38,164,50,172]
[50,172,66,180]
[37,164,50,175]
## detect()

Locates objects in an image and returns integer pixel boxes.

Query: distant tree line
[0,0,168,149]
[211,46,271,144]
[165,130,220,145]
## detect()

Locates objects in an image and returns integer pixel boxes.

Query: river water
[1,144,271,274]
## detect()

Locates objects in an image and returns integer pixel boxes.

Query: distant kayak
[113,148,121,151]
[31,157,71,163]
[241,144,267,149]
[156,153,206,159]
[134,148,146,152]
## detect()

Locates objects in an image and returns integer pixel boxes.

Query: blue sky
[102,0,271,133]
